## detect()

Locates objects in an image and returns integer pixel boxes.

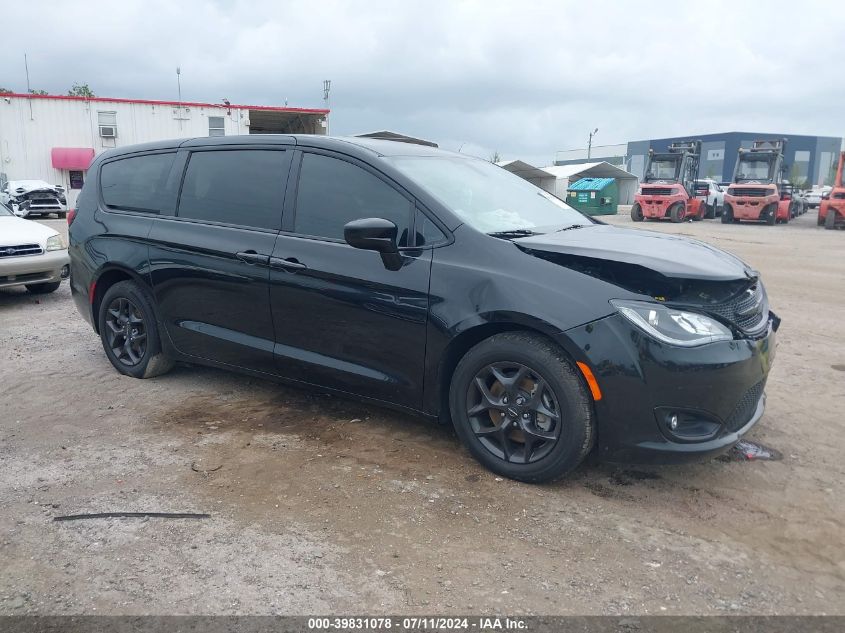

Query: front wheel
[449,332,595,483]
[630,203,644,222]
[98,280,174,379]
[826,210,837,230]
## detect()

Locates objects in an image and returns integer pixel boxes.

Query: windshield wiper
[487,229,540,238]
[555,224,587,232]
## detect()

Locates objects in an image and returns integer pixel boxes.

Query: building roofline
[0,92,329,115]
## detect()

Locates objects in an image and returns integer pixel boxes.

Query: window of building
[101,153,176,212]
[69,170,85,190]
[177,150,287,229]
[98,111,117,138]
[294,153,411,245]
[208,116,225,137]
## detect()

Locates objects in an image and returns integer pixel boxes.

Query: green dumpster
[566,177,618,216]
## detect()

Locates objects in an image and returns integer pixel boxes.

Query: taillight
[67,208,77,225]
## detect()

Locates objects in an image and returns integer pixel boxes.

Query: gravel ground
[0,212,843,615]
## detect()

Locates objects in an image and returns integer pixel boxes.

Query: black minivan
[69,135,779,482]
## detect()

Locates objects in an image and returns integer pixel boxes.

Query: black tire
[58,211,67,219]
[630,203,644,222]
[669,202,686,223]
[765,205,777,225]
[98,280,174,379]
[704,201,716,219]
[25,281,61,294]
[449,332,595,483]
[721,204,733,224]
[817,211,825,226]
[826,210,837,230]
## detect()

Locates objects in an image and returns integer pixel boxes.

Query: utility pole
[24,53,33,120]
[176,66,183,130]
[323,79,331,134]
[587,128,599,160]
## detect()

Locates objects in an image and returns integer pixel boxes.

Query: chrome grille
[0,244,43,258]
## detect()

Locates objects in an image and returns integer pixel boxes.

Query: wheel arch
[90,265,151,334]
[433,314,587,424]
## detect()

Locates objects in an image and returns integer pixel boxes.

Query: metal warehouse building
[0,93,329,206]
[627,132,841,186]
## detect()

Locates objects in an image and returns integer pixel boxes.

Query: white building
[499,159,639,204]
[0,92,329,206]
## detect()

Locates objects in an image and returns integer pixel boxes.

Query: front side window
[388,155,585,234]
[737,159,773,181]
[177,150,286,229]
[646,159,679,180]
[208,116,225,137]
[294,153,411,245]
[101,153,176,212]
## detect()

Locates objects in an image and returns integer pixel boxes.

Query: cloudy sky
[2,0,843,165]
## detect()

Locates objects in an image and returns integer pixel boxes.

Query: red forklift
[631,140,708,223]
[721,139,797,225]
[819,151,845,230]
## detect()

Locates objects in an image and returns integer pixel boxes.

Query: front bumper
[560,312,778,464]
[0,250,70,288]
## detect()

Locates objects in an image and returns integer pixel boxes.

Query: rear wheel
[826,209,837,230]
[692,202,705,221]
[25,281,61,294]
[98,280,174,379]
[704,201,716,219]
[630,203,644,222]
[449,332,594,483]
[58,211,67,219]
[721,204,734,224]
[669,202,686,223]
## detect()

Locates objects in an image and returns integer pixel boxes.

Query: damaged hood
[514,225,754,281]
[7,180,63,196]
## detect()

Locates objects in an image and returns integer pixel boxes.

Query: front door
[148,147,292,374]
[269,150,431,409]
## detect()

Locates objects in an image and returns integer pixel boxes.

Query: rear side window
[177,150,287,230]
[294,152,411,245]
[101,153,176,212]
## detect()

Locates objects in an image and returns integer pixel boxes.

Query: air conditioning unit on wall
[99,126,116,138]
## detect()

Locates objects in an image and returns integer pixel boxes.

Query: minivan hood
[514,225,753,281]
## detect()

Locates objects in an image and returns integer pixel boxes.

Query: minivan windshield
[387,156,587,234]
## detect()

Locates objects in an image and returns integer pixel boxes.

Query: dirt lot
[1,212,843,616]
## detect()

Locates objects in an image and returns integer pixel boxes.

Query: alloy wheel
[465,362,562,464]
[104,297,147,366]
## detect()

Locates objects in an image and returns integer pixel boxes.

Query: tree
[28,88,48,95]
[489,150,502,163]
[0,87,12,94]
[68,83,95,97]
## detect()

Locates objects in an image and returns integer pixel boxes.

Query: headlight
[611,299,732,347]
[45,234,67,251]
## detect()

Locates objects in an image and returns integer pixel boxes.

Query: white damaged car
[0,179,68,219]
[0,201,69,293]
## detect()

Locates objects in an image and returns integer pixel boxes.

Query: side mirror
[344,217,403,271]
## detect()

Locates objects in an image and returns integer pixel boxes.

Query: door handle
[236,251,270,265]
[269,256,307,272]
